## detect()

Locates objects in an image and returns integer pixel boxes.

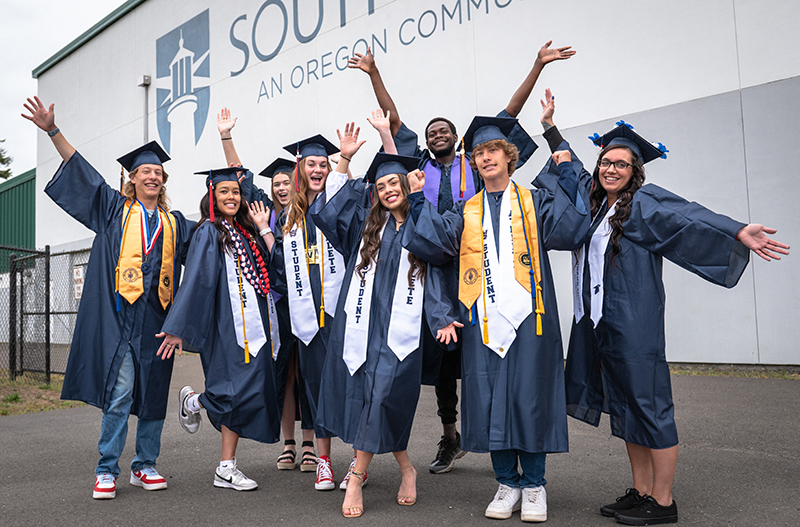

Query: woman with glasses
[536,90,789,525]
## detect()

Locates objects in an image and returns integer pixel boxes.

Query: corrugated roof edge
[0,169,36,192]
[32,0,148,79]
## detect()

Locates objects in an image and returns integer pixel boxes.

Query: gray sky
[1,0,123,177]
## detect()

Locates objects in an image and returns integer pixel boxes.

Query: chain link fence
[1,244,90,384]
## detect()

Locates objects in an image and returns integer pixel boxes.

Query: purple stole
[422,156,477,210]
[268,209,283,303]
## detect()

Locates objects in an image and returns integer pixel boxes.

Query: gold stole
[458,184,545,337]
[116,200,176,309]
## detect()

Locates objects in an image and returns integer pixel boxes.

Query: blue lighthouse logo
[155,9,210,154]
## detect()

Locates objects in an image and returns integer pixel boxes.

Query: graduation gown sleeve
[309,179,368,257]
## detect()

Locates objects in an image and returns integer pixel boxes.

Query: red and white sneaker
[93,473,117,499]
[130,467,168,491]
[339,456,368,490]
[315,455,335,491]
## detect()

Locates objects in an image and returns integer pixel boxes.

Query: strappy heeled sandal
[276,439,297,470]
[300,440,317,472]
[342,469,366,518]
[397,465,417,506]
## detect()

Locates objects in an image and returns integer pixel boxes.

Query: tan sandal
[300,440,318,472]
[276,439,297,470]
[397,465,417,506]
[342,470,366,518]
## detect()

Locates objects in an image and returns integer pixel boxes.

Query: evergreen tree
[0,139,12,180]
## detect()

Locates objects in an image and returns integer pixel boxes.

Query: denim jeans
[96,348,164,477]
[490,449,547,488]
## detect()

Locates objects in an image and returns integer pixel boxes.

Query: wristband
[47,127,60,137]
[221,137,232,141]
[259,227,272,236]
[340,155,351,161]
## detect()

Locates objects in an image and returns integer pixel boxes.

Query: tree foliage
[0,139,12,180]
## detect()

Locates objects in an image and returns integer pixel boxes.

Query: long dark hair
[355,173,427,287]
[197,183,259,253]
[283,158,330,235]
[589,145,646,264]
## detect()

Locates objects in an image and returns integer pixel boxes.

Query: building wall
[33,0,800,364]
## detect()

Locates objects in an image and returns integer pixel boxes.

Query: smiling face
[272,172,292,207]
[472,142,511,187]
[597,147,634,203]
[129,164,164,205]
[375,174,407,212]
[303,156,330,195]
[214,180,241,221]
[426,120,457,158]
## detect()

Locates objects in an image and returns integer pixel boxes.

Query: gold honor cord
[459,138,467,198]
[235,254,250,364]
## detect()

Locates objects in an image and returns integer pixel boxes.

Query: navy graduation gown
[160,222,280,443]
[403,165,589,454]
[45,152,193,420]
[558,173,750,449]
[240,171,313,428]
[309,181,453,454]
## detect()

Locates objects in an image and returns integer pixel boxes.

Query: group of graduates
[22,40,789,525]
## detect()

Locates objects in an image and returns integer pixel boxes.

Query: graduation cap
[462,116,524,153]
[365,153,419,184]
[116,141,170,172]
[194,167,248,221]
[283,134,340,191]
[588,121,668,164]
[259,158,296,179]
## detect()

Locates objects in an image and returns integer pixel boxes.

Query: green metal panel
[0,169,36,249]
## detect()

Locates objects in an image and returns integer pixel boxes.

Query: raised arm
[366,108,397,154]
[217,107,242,167]
[21,96,76,162]
[348,47,402,137]
[505,41,575,118]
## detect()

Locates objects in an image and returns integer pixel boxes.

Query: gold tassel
[536,313,542,336]
[236,256,250,364]
[319,304,325,328]
[244,341,250,364]
[482,316,489,344]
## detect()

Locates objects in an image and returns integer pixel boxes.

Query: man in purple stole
[348,40,576,473]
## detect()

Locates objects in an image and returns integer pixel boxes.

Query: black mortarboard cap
[194,167,248,188]
[116,141,170,172]
[463,116,525,153]
[589,121,668,164]
[283,134,339,160]
[259,158,296,178]
[365,153,419,184]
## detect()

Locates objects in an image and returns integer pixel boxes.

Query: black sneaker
[600,487,644,517]
[615,495,678,525]
[429,432,463,473]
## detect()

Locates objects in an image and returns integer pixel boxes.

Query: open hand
[217,108,237,137]
[155,332,183,360]
[436,321,465,345]
[347,47,376,74]
[540,88,555,125]
[337,122,367,159]
[367,108,391,134]
[537,40,576,65]
[249,200,271,231]
[21,96,56,132]
[736,224,790,261]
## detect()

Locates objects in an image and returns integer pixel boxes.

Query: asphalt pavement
[1,354,798,526]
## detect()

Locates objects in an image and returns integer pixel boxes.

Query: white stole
[572,201,615,327]
[225,251,267,358]
[477,187,532,358]
[342,219,424,375]
[284,172,347,345]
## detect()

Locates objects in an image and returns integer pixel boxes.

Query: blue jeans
[490,449,547,489]
[96,348,164,477]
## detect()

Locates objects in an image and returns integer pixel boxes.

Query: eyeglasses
[599,159,633,171]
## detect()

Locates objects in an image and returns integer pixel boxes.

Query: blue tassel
[616,120,633,129]
[657,142,669,159]
[471,304,478,326]
[116,292,121,312]
[588,132,602,146]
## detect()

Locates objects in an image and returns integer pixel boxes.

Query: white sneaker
[521,486,547,522]
[485,483,521,519]
[339,456,368,490]
[214,460,257,491]
[130,467,168,490]
[178,386,202,434]
[93,473,116,499]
